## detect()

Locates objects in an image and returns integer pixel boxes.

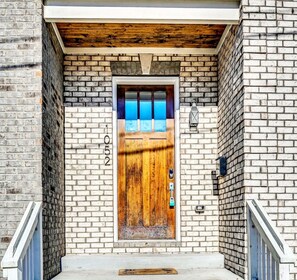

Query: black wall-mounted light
[216,156,227,177]
[189,103,199,128]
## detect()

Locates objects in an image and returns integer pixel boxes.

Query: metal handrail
[247,199,295,280]
[1,201,43,279]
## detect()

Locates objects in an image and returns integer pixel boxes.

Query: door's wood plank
[119,268,178,276]
[152,139,167,226]
[126,139,143,227]
[166,119,175,239]
[142,139,151,227]
[149,146,157,226]
[118,120,126,239]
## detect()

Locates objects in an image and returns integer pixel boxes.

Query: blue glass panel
[140,92,152,132]
[126,120,138,132]
[125,99,138,132]
[154,100,166,120]
[140,101,152,120]
[140,120,152,132]
[140,101,152,132]
[125,100,137,120]
[154,96,166,132]
[155,120,166,132]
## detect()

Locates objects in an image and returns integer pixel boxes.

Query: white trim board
[216,25,231,54]
[51,23,66,53]
[112,76,181,242]
[64,47,217,55]
[44,6,239,24]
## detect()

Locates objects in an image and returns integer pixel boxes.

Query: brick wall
[218,25,245,277]
[0,1,43,279]
[218,1,297,279]
[42,22,65,279]
[64,54,219,254]
[0,2,65,279]
[64,54,218,107]
[242,0,297,279]
[1,0,296,278]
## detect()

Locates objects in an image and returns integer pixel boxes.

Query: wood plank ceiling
[56,23,226,48]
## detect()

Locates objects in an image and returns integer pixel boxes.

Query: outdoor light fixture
[189,102,199,128]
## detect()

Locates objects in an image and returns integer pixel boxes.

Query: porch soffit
[44,4,239,54]
[56,23,226,49]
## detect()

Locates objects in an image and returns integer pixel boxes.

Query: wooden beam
[44,6,240,25]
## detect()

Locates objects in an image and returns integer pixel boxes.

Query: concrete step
[60,253,224,271]
[52,254,243,280]
[52,268,243,280]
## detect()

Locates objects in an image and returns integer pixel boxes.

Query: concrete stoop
[52,253,243,280]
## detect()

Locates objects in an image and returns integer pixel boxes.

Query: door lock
[169,168,174,179]
[170,197,175,207]
[169,183,175,208]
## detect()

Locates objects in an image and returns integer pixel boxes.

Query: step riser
[62,253,224,271]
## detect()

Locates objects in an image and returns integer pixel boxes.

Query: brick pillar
[219,1,297,279]
[0,1,65,279]
[0,1,43,279]
[242,0,297,279]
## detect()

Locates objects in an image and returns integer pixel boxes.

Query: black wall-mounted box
[217,156,227,177]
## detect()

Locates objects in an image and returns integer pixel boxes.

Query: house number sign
[104,125,111,166]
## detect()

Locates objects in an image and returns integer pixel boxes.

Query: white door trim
[112,76,180,242]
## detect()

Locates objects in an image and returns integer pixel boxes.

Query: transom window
[124,91,167,133]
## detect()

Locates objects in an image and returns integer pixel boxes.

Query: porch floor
[52,268,243,280]
[51,253,243,280]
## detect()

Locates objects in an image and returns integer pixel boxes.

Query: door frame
[112,76,180,242]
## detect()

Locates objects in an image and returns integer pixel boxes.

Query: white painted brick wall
[65,107,114,254]
[64,103,219,254]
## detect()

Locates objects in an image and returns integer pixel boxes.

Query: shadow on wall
[0,63,42,71]
[0,36,42,70]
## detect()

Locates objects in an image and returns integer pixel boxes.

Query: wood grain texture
[149,139,167,226]
[117,85,175,240]
[126,139,143,226]
[57,23,226,48]
[119,268,178,275]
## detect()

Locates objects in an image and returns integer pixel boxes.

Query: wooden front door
[117,85,175,240]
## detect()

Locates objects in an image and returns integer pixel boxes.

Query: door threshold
[114,240,182,248]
